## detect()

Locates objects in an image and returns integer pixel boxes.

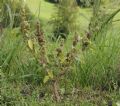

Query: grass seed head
[35,22,47,66]
[20,7,30,38]
[36,22,45,47]
[72,34,80,47]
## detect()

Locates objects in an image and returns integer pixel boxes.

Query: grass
[1,0,120,106]
[26,0,54,20]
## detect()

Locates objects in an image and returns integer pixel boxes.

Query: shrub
[52,0,79,39]
[46,0,94,7]
[45,0,59,3]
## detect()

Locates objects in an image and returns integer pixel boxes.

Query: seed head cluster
[20,8,30,38]
[35,22,47,66]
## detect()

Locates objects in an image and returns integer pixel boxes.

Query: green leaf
[28,39,33,50]
[48,71,53,79]
[43,76,50,83]
[59,53,65,64]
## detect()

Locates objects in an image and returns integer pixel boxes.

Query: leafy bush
[52,0,79,39]
[45,0,59,3]
[76,0,94,7]
[45,0,94,7]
